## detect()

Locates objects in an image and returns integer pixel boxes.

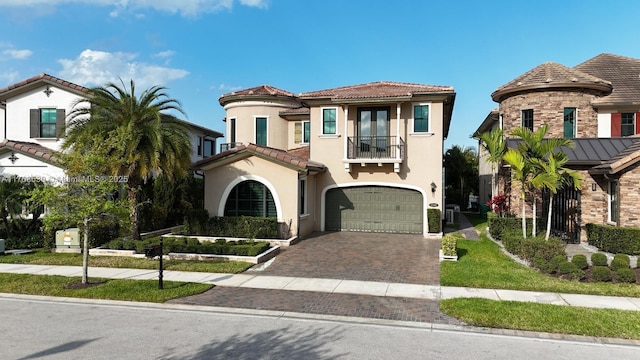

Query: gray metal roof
[506,137,640,165]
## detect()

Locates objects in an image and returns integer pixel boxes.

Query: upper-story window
[255,117,267,146]
[229,117,237,143]
[30,108,64,138]
[322,108,337,135]
[197,136,203,156]
[413,104,429,133]
[563,107,576,139]
[295,121,310,144]
[521,109,533,131]
[621,113,635,137]
[203,139,214,157]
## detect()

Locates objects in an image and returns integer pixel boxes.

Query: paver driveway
[254,232,440,285]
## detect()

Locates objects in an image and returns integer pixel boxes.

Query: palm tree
[531,151,582,240]
[445,145,478,209]
[502,147,529,238]
[65,80,192,239]
[476,127,506,201]
[0,177,27,239]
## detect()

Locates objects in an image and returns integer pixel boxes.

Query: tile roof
[219,85,298,106]
[574,53,640,105]
[492,62,612,102]
[193,143,325,172]
[279,107,310,116]
[299,81,454,100]
[506,137,640,165]
[0,139,59,164]
[0,73,88,100]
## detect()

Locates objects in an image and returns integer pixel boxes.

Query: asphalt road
[1,297,637,360]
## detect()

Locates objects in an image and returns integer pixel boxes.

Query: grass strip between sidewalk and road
[0,249,252,274]
[441,298,640,340]
[0,273,212,302]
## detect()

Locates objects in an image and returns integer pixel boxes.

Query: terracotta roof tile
[0,139,59,164]
[192,143,324,172]
[574,53,640,105]
[299,81,454,100]
[492,62,612,102]
[0,73,88,100]
[219,85,297,106]
[279,107,310,116]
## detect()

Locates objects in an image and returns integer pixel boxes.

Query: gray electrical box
[55,228,81,250]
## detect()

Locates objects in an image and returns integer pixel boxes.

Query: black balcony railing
[347,136,405,159]
[219,142,243,152]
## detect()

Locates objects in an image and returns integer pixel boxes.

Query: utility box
[55,228,81,251]
[0,238,4,254]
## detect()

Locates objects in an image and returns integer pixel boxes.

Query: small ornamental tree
[32,151,129,284]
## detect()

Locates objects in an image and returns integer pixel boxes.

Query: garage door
[325,186,423,234]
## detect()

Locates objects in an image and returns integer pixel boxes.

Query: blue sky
[1,0,640,151]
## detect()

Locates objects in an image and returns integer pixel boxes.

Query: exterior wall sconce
[431,181,437,193]
[592,183,597,191]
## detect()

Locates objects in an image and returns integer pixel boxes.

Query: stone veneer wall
[618,162,640,228]
[499,89,603,138]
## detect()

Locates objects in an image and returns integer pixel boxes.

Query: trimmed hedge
[102,236,270,257]
[591,266,612,282]
[610,258,629,272]
[441,234,457,257]
[501,228,566,264]
[488,216,545,241]
[428,209,441,233]
[585,223,640,255]
[615,268,637,283]
[82,217,121,248]
[591,253,608,267]
[184,212,280,239]
[570,254,588,270]
[549,255,567,273]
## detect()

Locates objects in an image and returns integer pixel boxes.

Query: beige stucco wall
[203,155,305,237]
[224,100,299,150]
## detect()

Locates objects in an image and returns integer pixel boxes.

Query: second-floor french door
[358,107,390,158]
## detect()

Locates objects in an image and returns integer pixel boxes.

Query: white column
[396,102,401,160]
[343,104,349,156]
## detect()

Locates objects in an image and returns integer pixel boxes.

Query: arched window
[224,180,277,217]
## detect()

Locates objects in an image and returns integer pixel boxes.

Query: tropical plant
[476,127,506,201]
[445,145,478,209]
[65,80,192,239]
[502,147,529,238]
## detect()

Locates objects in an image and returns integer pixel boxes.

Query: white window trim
[608,180,618,225]
[254,115,269,146]
[321,106,338,135]
[302,120,310,144]
[410,102,433,135]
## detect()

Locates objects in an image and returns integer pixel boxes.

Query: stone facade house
[194,81,456,238]
[476,53,640,242]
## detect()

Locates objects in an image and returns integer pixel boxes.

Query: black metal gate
[542,185,581,243]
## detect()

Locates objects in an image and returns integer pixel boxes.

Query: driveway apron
[257,232,440,285]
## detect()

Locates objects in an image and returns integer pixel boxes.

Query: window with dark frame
[621,113,635,137]
[322,108,336,134]
[413,105,429,132]
[224,180,276,218]
[299,178,306,215]
[563,107,576,138]
[255,117,267,146]
[230,118,236,143]
[521,109,533,131]
[40,108,57,138]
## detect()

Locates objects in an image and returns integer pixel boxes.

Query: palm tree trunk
[82,217,89,284]
[521,191,526,239]
[128,176,141,240]
[532,191,537,237]
[545,196,553,240]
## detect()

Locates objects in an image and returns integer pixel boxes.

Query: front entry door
[358,108,389,158]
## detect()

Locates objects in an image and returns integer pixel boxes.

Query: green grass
[441,298,640,339]
[0,249,252,274]
[0,273,212,302]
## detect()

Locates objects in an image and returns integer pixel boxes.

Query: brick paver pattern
[258,232,440,285]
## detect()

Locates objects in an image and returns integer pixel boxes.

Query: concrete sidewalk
[1,263,639,312]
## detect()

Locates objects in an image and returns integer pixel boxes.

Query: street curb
[2,292,640,347]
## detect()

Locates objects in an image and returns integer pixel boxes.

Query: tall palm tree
[476,127,506,201]
[445,145,478,209]
[502,147,529,238]
[65,80,192,239]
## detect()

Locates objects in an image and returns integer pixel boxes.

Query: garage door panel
[325,186,423,234]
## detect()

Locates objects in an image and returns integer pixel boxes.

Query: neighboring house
[0,73,222,182]
[194,81,456,238]
[476,53,640,243]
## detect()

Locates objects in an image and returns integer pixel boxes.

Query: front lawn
[441,298,640,340]
[0,249,252,274]
[0,273,212,302]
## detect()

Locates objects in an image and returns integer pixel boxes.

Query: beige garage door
[325,186,423,234]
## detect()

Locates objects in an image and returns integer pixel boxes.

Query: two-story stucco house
[0,73,222,182]
[476,53,640,243]
[194,81,456,238]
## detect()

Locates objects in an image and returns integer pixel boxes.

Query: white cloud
[2,49,33,60]
[217,84,243,92]
[0,70,20,85]
[0,0,268,17]
[153,50,175,58]
[58,49,189,88]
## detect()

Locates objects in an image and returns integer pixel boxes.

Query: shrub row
[488,216,545,241]
[585,223,640,255]
[500,228,566,264]
[428,209,441,233]
[184,210,279,239]
[102,236,270,257]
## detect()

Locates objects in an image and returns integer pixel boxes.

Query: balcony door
[358,107,389,158]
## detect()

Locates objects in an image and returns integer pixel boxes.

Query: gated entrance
[542,185,581,243]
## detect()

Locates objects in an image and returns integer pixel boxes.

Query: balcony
[219,142,243,152]
[345,136,405,172]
